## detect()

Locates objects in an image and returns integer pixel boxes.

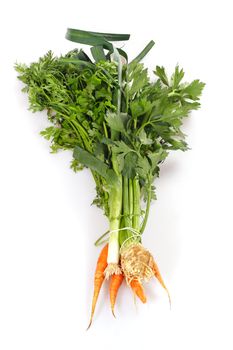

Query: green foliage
[183,80,206,100]
[154,66,169,86]
[105,112,128,133]
[73,146,118,186]
[171,66,185,88]
[16,38,205,220]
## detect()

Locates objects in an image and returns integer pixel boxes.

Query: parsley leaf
[183,80,205,100]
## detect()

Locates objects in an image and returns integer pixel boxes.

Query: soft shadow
[145,201,181,279]
[159,158,178,179]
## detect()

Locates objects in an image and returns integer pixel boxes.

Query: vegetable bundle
[15,28,204,327]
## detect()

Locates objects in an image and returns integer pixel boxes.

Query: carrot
[130,279,147,303]
[153,261,171,307]
[109,273,124,317]
[87,244,108,329]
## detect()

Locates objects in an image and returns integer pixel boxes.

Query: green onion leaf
[130,40,155,64]
[91,46,107,62]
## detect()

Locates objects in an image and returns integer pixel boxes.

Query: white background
[0,0,233,349]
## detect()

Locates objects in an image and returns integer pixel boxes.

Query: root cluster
[120,243,155,284]
[104,263,122,279]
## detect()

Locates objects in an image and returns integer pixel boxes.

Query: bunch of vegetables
[15,28,204,327]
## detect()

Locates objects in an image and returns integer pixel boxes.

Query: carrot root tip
[86,319,93,331]
[111,308,116,318]
[168,294,172,309]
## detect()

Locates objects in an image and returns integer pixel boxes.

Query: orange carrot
[87,244,108,329]
[130,279,147,303]
[109,273,124,317]
[153,261,171,307]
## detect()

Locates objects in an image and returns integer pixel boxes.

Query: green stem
[111,152,119,175]
[60,114,102,190]
[132,177,141,232]
[109,178,122,224]
[125,67,129,113]
[140,182,151,234]
[136,121,152,136]
[119,177,135,246]
[103,121,108,138]
[72,120,92,152]
[113,47,123,115]
[107,176,122,264]
[129,178,133,222]
[59,112,92,152]
[123,176,131,227]
[122,176,133,245]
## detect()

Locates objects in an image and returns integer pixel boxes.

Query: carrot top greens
[16,28,204,323]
